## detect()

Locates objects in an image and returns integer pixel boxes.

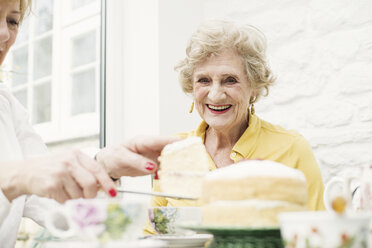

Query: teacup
[45,198,147,241]
[148,207,201,235]
[324,165,372,212]
[324,176,356,212]
[278,211,370,248]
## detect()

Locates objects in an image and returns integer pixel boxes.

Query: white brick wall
[202,0,372,183]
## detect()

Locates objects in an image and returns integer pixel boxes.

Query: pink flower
[70,201,107,236]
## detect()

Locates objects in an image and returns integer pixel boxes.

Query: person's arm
[95,135,181,178]
[2,87,116,224]
[0,151,117,204]
[293,136,325,210]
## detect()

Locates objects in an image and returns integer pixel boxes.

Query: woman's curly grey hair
[175,20,275,103]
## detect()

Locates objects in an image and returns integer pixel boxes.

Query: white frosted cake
[201,160,308,227]
[158,137,210,198]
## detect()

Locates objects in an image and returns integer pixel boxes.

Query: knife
[116,188,198,201]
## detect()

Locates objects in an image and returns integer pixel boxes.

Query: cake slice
[158,137,210,198]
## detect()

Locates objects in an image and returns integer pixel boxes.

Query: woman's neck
[205,120,248,150]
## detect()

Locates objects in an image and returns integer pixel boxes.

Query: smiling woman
[144,20,325,235]
[0,0,23,65]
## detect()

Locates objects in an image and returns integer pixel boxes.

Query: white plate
[148,234,213,247]
[42,239,168,248]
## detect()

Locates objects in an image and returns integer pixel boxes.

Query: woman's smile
[206,104,232,114]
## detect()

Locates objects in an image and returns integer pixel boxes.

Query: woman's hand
[95,135,181,179]
[0,150,117,203]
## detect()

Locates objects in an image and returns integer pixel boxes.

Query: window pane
[15,18,29,44]
[33,83,51,124]
[72,31,96,68]
[12,46,28,87]
[71,0,95,10]
[71,69,95,115]
[35,0,54,35]
[33,36,53,80]
[14,90,28,108]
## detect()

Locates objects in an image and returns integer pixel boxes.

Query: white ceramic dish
[147,234,213,247]
[41,239,168,248]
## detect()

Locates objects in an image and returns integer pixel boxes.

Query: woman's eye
[197,78,209,83]
[225,76,237,83]
[7,19,19,28]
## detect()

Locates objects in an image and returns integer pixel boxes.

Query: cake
[158,137,210,198]
[201,160,308,227]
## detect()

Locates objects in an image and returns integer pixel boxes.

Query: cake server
[116,188,198,200]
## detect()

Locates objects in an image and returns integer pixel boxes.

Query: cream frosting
[206,199,296,209]
[205,160,306,181]
[162,171,207,177]
[161,137,203,155]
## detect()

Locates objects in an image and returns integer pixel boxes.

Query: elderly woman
[144,20,324,234]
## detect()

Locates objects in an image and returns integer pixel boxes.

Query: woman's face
[192,49,255,132]
[0,0,20,65]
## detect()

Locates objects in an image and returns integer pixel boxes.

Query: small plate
[42,240,168,248]
[148,234,213,247]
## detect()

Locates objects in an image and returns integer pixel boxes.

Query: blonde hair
[7,0,32,23]
[19,0,31,23]
[175,20,275,103]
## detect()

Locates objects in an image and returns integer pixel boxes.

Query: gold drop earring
[189,102,194,113]
[249,96,256,115]
[250,103,255,115]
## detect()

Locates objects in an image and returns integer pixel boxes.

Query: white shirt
[0,84,57,247]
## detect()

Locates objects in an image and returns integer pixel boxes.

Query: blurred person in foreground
[144,20,325,234]
[0,0,178,246]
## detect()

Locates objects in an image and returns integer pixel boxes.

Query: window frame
[6,0,101,144]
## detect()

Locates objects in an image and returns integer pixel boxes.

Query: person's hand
[0,150,117,203]
[95,135,181,179]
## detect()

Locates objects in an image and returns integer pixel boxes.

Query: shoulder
[0,84,12,108]
[258,117,312,153]
[259,117,301,138]
[0,85,22,121]
[0,84,26,114]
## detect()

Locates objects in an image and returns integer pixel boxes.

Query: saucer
[147,234,213,247]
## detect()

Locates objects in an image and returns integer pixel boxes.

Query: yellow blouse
[144,113,325,234]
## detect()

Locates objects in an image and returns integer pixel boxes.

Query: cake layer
[158,137,210,197]
[158,173,206,198]
[202,200,307,227]
[204,160,306,181]
[200,160,308,227]
[202,176,307,206]
[159,137,209,173]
